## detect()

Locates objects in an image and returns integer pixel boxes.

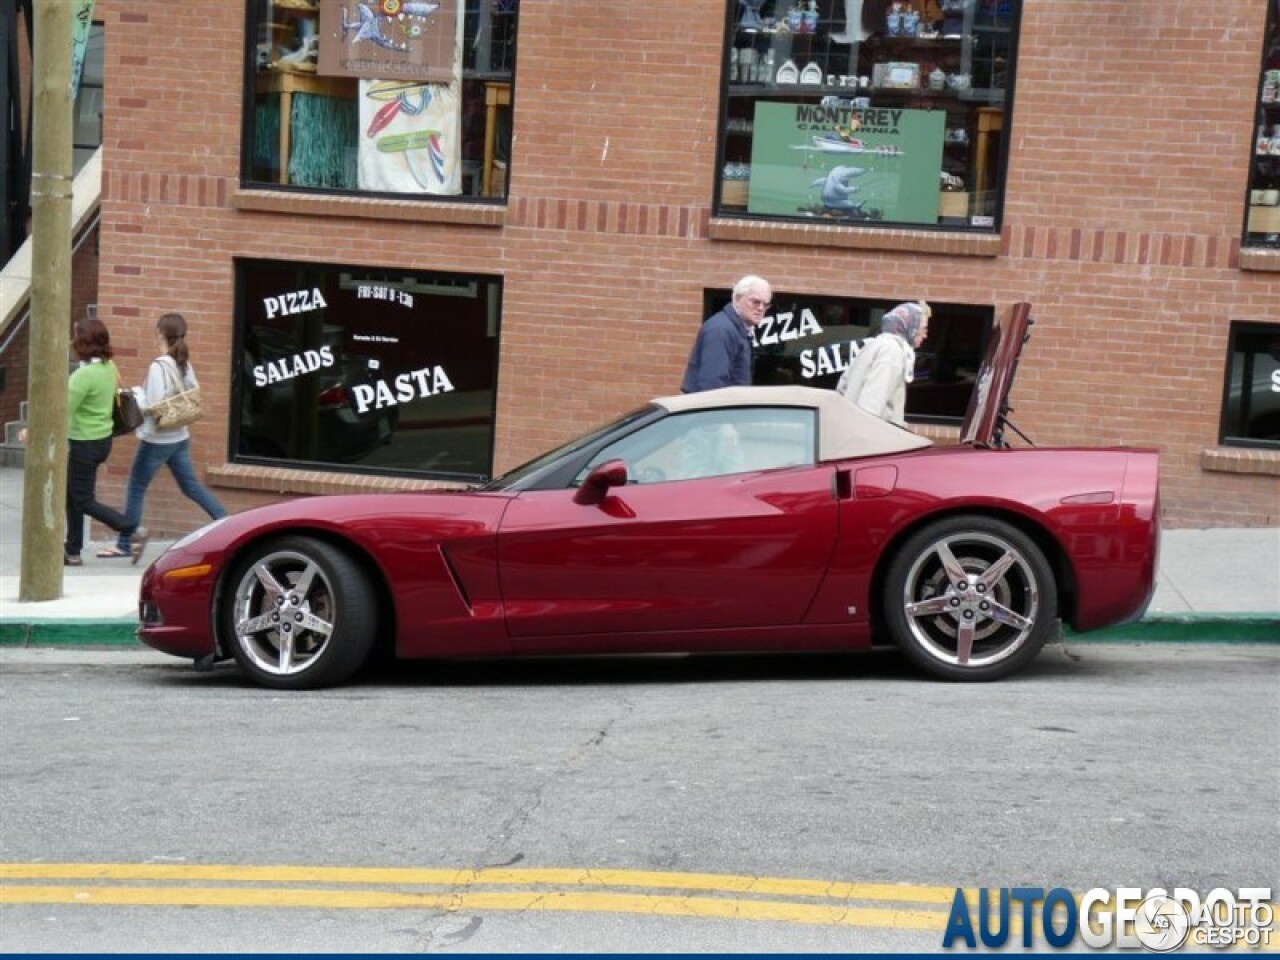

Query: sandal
[129,526,151,566]
[96,546,131,559]
[64,555,83,566]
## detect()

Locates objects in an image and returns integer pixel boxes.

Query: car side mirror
[574,459,628,505]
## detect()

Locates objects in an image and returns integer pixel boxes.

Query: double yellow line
[0,863,957,931]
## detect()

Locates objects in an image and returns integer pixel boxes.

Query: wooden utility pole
[20,0,73,601]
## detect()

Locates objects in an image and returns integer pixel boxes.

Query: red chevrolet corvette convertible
[139,304,1159,688]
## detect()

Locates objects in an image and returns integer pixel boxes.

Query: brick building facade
[69,1,1280,538]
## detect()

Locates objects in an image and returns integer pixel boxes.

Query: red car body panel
[497,467,838,645]
[140,492,514,660]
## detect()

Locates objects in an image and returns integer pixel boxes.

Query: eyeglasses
[745,297,772,310]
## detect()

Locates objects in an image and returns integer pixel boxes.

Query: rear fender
[866,505,1077,644]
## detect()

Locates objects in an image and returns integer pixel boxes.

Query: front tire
[884,516,1057,681]
[222,536,376,690]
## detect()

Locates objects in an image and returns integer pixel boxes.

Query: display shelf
[727,83,976,99]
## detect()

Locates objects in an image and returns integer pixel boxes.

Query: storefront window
[1246,0,1280,246]
[243,0,516,199]
[703,289,991,421]
[233,259,502,480]
[1219,322,1280,447]
[718,0,1017,229]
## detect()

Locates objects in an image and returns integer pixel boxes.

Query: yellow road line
[2,865,1272,949]
[0,884,949,930]
[0,863,959,905]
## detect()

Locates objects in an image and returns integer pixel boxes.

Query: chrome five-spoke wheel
[885,517,1057,681]
[223,536,376,689]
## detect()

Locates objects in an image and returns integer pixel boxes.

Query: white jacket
[132,356,199,444]
[835,332,915,427]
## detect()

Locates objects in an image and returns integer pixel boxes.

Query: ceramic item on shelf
[739,0,765,33]
[803,0,819,34]
[831,0,871,43]
[775,59,800,84]
[929,66,946,90]
[800,62,824,85]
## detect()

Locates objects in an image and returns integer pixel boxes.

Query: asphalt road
[1,642,1276,953]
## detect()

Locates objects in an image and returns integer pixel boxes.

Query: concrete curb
[2,615,1277,650]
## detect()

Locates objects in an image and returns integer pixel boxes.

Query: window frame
[1217,320,1280,449]
[229,256,505,481]
[580,406,819,485]
[1244,0,1280,248]
[236,0,517,203]
[713,0,1023,234]
[702,287,993,425]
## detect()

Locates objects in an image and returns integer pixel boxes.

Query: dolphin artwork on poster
[340,2,441,51]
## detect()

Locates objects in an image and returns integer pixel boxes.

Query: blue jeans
[66,436,134,557]
[116,439,227,552]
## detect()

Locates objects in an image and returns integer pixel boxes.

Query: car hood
[959,301,1032,448]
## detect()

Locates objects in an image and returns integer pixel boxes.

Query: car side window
[577,407,816,485]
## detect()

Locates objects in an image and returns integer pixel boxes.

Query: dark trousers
[65,436,134,556]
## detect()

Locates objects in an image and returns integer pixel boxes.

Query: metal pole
[20,0,73,601]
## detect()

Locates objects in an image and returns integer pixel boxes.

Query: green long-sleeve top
[67,359,117,441]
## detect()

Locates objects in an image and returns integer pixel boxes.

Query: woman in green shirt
[64,317,148,565]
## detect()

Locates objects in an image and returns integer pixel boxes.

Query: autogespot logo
[941,886,1274,951]
[1133,894,1191,952]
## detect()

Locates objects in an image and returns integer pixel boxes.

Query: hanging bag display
[148,357,204,430]
[111,369,144,437]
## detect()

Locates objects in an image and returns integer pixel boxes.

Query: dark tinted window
[702,289,990,422]
[233,259,501,480]
[1220,322,1280,447]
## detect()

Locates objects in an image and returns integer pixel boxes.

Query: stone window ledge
[1200,447,1280,476]
[1239,247,1280,273]
[231,189,506,227]
[709,217,1001,257]
[208,462,474,498]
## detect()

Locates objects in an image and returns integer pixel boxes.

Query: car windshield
[480,405,657,492]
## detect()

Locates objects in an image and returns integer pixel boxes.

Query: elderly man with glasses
[680,275,772,393]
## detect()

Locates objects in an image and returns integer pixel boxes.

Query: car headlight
[168,516,230,553]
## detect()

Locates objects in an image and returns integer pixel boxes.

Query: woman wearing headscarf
[62,316,149,565]
[836,301,931,427]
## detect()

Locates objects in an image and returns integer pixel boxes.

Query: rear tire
[884,516,1056,681]
[222,536,376,690]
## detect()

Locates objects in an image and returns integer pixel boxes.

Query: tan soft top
[654,386,933,461]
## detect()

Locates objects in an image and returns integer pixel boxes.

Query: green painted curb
[1067,615,1280,644]
[1,615,1276,649]
[0,621,141,647]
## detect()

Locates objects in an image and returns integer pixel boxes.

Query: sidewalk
[1,465,1277,647]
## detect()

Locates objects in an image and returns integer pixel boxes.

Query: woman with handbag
[105,312,226,559]
[59,316,149,565]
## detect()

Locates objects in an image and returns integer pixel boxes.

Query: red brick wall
[86,0,1279,537]
[0,230,99,431]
